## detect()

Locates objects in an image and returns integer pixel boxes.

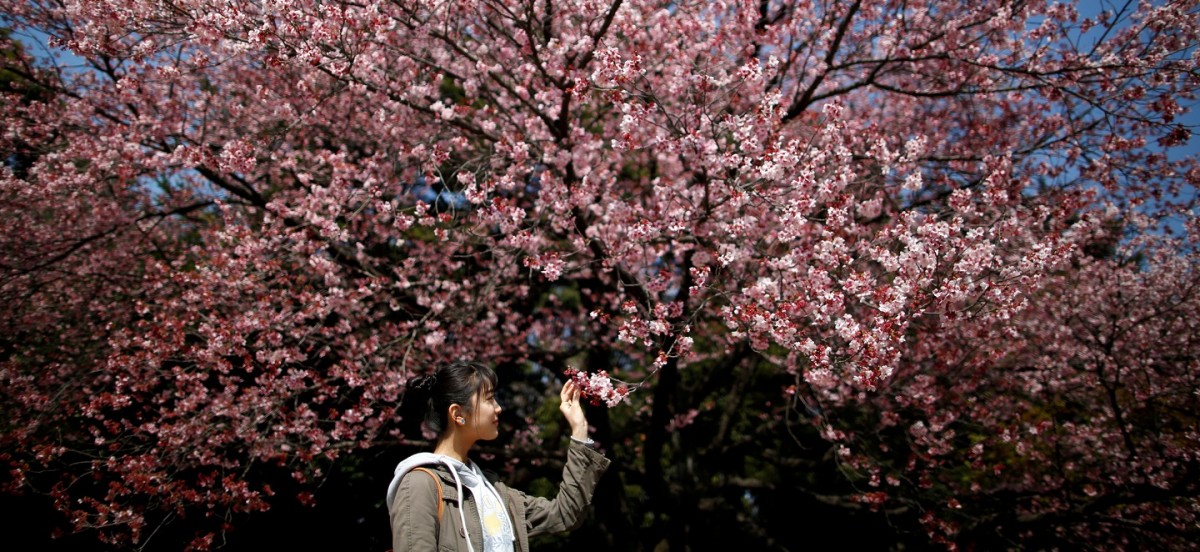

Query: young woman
[387,361,610,552]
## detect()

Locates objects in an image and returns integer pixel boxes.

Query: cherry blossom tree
[1,0,1197,550]
[813,224,1200,550]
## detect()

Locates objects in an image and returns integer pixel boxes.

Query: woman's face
[468,386,502,441]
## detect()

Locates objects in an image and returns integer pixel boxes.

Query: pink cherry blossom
[1,0,1197,549]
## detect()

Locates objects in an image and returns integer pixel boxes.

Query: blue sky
[1073,1,1200,162]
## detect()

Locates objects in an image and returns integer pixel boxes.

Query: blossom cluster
[563,367,630,408]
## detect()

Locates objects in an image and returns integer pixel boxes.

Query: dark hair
[408,361,498,436]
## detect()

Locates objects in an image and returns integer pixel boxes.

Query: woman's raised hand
[558,379,589,441]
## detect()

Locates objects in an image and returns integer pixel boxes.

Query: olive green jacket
[389,441,610,551]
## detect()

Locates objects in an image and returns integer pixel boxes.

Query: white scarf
[388,453,515,552]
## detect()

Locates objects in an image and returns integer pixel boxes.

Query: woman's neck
[433,435,472,463]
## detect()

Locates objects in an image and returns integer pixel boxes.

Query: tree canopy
[1,1,1198,550]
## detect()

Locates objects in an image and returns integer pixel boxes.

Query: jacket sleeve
[521,440,612,537]
[391,470,441,552]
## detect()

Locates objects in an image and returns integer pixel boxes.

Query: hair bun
[410,374,438,391]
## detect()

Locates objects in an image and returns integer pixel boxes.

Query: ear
[447,403,463,424]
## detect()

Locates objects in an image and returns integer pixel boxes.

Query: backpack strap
[411,467,443,522]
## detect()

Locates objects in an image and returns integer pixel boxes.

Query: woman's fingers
[558,380,587,436]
